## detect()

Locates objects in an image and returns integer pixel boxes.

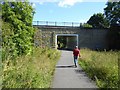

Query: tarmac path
[52,50,98,88]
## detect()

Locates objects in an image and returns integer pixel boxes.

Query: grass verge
[2,47,60,88]
[78,49,119,88]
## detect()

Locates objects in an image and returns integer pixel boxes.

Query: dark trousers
[74,56,78,66]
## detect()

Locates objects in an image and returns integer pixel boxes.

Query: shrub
[1,2,35,57]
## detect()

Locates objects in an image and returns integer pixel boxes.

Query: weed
[79,49,118,88]
[2,47,60,88]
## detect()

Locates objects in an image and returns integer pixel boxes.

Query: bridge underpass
[33,21,108,50]
[55,34,78,50]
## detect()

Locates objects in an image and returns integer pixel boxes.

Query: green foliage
[34,27,41,47]
[1,1,35,57]
[104,1,120,25]
[79,49,118,88]
[87,13,109,28]
[2,47,60,88]
[57,36,67,48]
[104,2,120,50]
[1,20,18,60]
[34,28,53,48]
[80,23,92,28]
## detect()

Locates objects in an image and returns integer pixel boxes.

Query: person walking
[73,46,81,67]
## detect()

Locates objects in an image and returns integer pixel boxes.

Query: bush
[1,2,35,57]
[2,21,17,60]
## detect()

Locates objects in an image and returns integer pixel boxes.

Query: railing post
[80,23,82,27]
[72,22,74,27]
[46,21,48,26]
[55,22,57,26]
[63,22,65,26]
[37,21,39,25]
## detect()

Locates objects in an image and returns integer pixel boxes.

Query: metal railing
[32,21,81,27]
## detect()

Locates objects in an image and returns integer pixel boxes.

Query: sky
[30,0,108,24]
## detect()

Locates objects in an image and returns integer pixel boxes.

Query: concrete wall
[34,25,109,50]
[66,36,77,49]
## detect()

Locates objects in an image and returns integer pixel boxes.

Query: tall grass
[0,49,2,89]
[78,49,119,88]
[2,47,60,88]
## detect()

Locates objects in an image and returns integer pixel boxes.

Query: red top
[73,49,80,56]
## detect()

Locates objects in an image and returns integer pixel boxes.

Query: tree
[87,13,109,28]
[104,2,120,50]
[104,1,120,25]
[107,25,120,50]
[1,1,35,56]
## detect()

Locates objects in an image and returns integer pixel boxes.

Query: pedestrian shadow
[56,65,75,68]
[75,69,86,75]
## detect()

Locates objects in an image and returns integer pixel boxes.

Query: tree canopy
[104,1,120,50]
[104,1,120,25]
[1,1,35,57]
[87,13,109,28]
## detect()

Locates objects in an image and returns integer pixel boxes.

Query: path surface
[52,50,98,88]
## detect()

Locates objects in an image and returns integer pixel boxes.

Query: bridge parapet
[33,21,81,27]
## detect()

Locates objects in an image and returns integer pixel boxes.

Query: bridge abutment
[34,25,109,50]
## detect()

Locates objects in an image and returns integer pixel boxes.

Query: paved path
[52,50,98,88]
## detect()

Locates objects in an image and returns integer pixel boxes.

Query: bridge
[33,21,108,50]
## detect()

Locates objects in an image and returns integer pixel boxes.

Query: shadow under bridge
[55,34,78,50]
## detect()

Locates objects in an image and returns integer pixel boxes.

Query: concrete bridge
[33,21,108,50]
